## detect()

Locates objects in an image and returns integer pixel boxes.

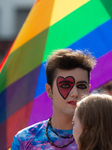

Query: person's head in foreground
[73,93,112,150]
[45,49,96,119]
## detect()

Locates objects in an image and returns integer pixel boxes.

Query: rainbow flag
[0,0,112,149]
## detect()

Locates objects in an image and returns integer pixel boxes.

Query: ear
[45,83,53,99]
[88,84,91,92]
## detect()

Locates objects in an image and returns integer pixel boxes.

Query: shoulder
[13,119,48,148]
[17,119,48,139]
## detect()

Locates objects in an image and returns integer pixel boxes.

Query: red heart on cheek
[57,76,75,99]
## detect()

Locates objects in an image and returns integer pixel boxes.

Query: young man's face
[46,68,90,117]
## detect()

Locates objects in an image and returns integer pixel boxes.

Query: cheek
[73,124,82,145]
[57,76,75,99]
[73,126,78,144]
[73,127,75,138]
[73,125,77,138]
[78,89,88,96]
[53,86,63,100]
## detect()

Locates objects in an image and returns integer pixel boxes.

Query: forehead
[55,68,88,83]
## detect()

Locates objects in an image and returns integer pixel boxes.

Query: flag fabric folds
[0,0,112,149]
[90,50,112,91]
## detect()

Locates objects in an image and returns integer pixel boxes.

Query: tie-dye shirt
[11,119,78,150]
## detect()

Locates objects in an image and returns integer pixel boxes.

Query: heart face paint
[57,76,75,99]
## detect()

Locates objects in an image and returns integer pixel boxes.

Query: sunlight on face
[73,108,83,146]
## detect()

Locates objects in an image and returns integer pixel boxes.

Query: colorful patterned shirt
[11,119,78,150]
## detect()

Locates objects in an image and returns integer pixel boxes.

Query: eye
[60,83,71,89]
[77,84,87,89]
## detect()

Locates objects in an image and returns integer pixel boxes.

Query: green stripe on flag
[101,0,112,18]
[43,0,111,62]
[0,28,49,93]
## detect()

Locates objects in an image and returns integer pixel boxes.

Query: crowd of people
[11,49,112,150]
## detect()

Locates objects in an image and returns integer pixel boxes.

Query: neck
[51,113,73,130]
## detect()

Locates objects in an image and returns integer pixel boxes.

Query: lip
[67,101,77,106]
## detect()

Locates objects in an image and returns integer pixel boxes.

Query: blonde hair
[76,93,112,150]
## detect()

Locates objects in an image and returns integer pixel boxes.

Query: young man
[11,49,96,149]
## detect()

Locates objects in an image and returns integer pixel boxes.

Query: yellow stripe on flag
[50,0,89,25]
[10,0,89,54]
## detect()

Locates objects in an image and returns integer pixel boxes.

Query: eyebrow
[59,80,74,84]
[76,81,88,84]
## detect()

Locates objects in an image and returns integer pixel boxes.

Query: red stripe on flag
[0,39,16,73]
[0,100,33,149]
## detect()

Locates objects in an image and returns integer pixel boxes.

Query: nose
[70,86,78,98]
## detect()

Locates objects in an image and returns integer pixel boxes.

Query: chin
[66,111,74,116]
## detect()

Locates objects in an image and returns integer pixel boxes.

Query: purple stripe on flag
[0,66,40,124]
[28,92,53,126]
[90,50,112,91]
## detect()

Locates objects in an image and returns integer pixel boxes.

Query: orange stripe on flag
[10,0,55,54]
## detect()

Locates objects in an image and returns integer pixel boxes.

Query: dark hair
[46,49,96,88]
[76,93,112,150]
